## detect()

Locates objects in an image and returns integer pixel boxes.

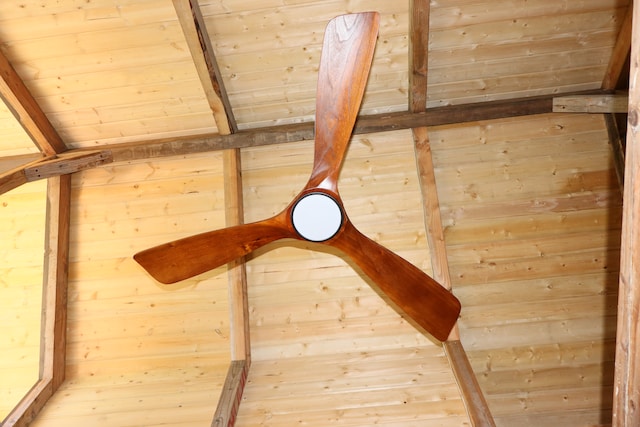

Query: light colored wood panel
[430,8,624,50]
[441,189,619,224]
[31,371,227,427]
[236,348,469,426]
[430,0,623,28]
[430,47,613,86]
[0,0,176,41]
[58,112,218,148]
[460,292,618,328]
[494,408,613,427]
[428,67,607,107]
[4,19,187,62]
[455,271,619,306]
[444,206,622,245]
[430,113,607,148]
[430,28,617,68]
[450,246,618,286]
[448,228,619,265]
[467,339,616,374]
[461,316,617,352]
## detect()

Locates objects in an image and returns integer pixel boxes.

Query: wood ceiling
[0,0,635,426]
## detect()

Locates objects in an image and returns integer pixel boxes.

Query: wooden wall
[30,152,232,426]
[0,179,47,420]
[10,111,620,426]
[432,113,622,426]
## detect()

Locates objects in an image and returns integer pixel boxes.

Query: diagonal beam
[173,0,237,135]
[613,3,640,425]
[0,49,66,155]
[409,1,495,425]
[603,2,634,91]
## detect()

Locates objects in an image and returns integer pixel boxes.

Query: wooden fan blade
[307,12,379,190]
[134,215,293,284]
[330,220,461,341]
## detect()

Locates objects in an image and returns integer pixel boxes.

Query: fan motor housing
[290,191,344,242]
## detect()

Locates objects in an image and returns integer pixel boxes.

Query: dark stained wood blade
[306,12,379,191]
[330,219,461,341]
[134,215,294,284]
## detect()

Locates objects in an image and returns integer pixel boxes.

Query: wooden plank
[0,49,66,156]
[602,2,633,91]
[173,0,236,135]
[604,113,626,193]
[211,360,248,427]
[553,94,629,113]
[223,149,250,362]
[612,2,640,424]
[79,89,604,164]
[444,340,495,427]
[42,174,71,391]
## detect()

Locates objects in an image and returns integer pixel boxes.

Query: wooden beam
[553,94,629,113]
[409,0,429,112]
[408,2,494,424]
[222,149,251,362]
[43,174,71,391]
[91,90,604,164]
[0,49,66,155]
[211,360,249,427]
[444,340,495,427]
[173,0,237,135]
[612,2,640,424]
[23,150,112,181]
[603,2,634,91]
[0,150,112,196]
[2,174,71,426]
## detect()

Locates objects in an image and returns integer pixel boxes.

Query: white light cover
[291,192,343,242]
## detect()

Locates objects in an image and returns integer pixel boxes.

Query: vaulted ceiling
[0,1,634,426]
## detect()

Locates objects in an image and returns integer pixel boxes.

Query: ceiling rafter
[600,1,633,194]
[408,0,495,424]
[602,1,633,92]
[173,0,237,135]
[613,2,640,423]
[0,49,66,156]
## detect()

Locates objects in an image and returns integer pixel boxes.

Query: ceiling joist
[173,0,237,135]
[0,49,66,156]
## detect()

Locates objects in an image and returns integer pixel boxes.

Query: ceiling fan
[134,11,461,342]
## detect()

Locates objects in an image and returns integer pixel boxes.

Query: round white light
[291,192,343,242]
